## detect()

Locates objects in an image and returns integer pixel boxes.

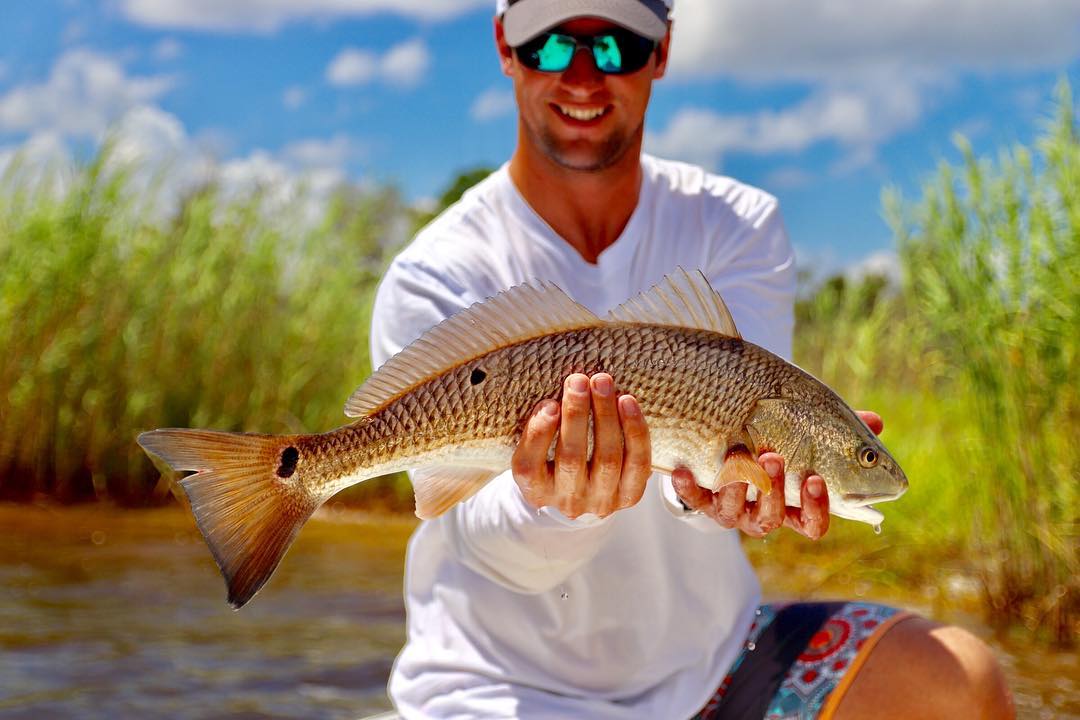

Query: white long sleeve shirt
[369,154,796,719]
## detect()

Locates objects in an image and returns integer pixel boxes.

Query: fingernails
[763,458,782,477]
[540,400,559,417]
[618,396,640,417]
[807,476,824,499]
[592,375,612,396]
[567,375,588,393]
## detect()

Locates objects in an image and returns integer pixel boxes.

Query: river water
[0,504,1075,719]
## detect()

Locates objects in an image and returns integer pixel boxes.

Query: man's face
[497,17,670,172]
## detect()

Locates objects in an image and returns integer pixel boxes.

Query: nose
[560,46,604,87]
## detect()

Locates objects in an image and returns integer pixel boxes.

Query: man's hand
[672,411,884,540]
[512,373,651,519]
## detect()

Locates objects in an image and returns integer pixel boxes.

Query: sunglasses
[514,29,658,75]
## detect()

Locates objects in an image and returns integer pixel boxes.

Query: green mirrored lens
[535,34,575,71]
[592,35,623,73]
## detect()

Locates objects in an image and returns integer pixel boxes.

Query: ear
[494,17,514,76]
[652,23,672,80]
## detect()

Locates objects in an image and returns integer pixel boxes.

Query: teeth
[558,105,605,121]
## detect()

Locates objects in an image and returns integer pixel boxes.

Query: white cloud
[326,38,430,88]
[152,38,184,61]
[668,0,1080,82]
[0,132,71,195]
[470,86,515,121]
[646,77,928,170]
[280,133,361,170]
[282,85,307,110]
[118,0,490,32]
[327,48,378,86]
[2,98,361,227]
[380,38,430,88]
[844,250,902,286]
[0,49,173,139]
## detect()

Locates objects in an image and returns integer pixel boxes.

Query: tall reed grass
[0,149,409,505]
[795,83,1078,645]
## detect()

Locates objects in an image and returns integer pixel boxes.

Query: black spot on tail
[470,368,487,385]
[276,446,299,479]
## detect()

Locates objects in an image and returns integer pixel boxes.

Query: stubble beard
[527,114,644,173]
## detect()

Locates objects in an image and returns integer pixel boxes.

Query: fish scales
[299,324,791,499]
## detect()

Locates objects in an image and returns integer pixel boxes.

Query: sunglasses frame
[514,29,659,76]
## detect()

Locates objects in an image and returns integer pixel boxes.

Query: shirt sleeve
[703,194,796,360]
[369,257,615,594]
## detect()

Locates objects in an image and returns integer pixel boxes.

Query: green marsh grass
[0,149,411,506]
[792,84,1078,645]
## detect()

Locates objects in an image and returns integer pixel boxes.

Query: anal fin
[411,466,498,519]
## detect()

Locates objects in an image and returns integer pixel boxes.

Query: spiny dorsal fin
[605,267,741,338]
[345,280,599,418]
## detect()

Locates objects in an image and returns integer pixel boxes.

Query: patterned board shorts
[692,602,913,720]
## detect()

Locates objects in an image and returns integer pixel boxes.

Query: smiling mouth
[553,103,609,121]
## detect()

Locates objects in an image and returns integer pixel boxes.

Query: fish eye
[858,446,879,468]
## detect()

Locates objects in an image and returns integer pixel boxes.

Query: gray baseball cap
[497,0,673,47]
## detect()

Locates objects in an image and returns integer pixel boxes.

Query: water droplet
[90,530,106,546]
[872,524,882,535]
[746,642,756,651]
[560,591,569,600]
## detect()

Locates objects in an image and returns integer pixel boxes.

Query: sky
[1,0,1079,277]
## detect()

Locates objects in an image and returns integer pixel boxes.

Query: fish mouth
[841,491,904,506]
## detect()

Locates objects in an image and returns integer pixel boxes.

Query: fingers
[747,452,785,535]
[857,410,884,435]
[616,394,650,511]
[715,482,748,528]
[785,474,829,540]
[671,467,711,514]
[511,399,559,508]
[553,374,591,516]
[526,373,651,519]
[587,374,624,516]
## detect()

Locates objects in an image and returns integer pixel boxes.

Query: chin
[545,137,634,173]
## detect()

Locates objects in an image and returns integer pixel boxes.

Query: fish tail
[137,428,323,609]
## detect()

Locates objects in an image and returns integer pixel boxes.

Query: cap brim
[503,0,668,46]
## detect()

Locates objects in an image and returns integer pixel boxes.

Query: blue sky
[1,0,1079,276]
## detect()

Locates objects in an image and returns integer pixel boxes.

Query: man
[369,1,1013,717]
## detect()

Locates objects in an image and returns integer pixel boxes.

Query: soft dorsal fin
[605,267,741,338]
[345,280,599,418]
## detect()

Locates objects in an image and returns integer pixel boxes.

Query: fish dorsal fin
[345,280,599,418]
[411,466,498,519]
[605,267,741,338]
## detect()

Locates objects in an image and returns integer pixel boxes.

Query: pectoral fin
[411,466,498,519]
[718,448,773,495]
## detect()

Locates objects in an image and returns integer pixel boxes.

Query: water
[0,503,410,719]
[1,504,1076,719]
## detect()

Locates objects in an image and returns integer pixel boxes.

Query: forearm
[440,470,615,593]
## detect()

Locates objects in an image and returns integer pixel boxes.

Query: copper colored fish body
[138,269,908,607]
